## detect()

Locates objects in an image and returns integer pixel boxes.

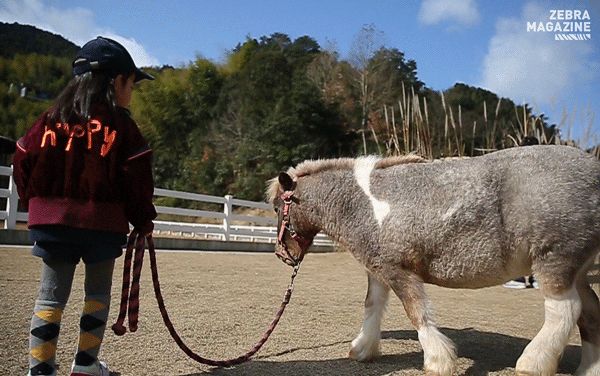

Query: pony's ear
[278,172,296,191]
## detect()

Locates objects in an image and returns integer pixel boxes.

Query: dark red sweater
[13,107,156,234]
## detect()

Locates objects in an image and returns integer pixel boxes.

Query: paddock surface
[1,246,582,376]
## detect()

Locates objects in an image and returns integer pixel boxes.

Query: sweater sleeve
[12,113,46,211]
[12,139,30,211]
[121,118,157,234]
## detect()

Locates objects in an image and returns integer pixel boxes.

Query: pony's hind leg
[575,274,600,376]
[515,282,582,376]
[349,272,390,361]
[387,269,456,376]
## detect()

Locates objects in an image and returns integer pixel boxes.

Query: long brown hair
[47,71,127,135]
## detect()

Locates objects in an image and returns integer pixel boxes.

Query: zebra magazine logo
[527,9,592,41]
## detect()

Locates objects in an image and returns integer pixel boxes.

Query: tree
[130,58,224,190]
[203,34,350,200]
[223,37,259,74]
[187,57,224,127]
[286,35,321,68]
[347,25,423,154]
[0,53,72,140]
[259,32,291,51]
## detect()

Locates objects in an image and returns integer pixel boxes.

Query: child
[13,37,157,376]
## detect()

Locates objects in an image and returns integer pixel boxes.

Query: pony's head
[268,155,424,266]
[268,171,314,267]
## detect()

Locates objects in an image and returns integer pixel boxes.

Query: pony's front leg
[388,269,456,376]
[350,272,390,361]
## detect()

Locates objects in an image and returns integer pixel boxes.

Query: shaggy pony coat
[269,145,600,376]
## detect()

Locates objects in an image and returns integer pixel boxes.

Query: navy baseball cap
[73,37,154,82]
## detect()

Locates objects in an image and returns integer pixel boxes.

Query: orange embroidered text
[87,120,102,149]
[101,127,116,157]
[41,125,56,147]
[65,124,85,151]
[40,120,117,156]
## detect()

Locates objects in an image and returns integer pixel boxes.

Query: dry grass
[378,85,598,160]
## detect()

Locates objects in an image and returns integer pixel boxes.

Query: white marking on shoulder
[354,156,390,226]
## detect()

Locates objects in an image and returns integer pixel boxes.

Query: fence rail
[0,166,333,246]
[3,165,600,289]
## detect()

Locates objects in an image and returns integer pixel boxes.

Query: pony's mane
[267,155,425,202]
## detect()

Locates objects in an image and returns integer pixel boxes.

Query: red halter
[276,191,311,266]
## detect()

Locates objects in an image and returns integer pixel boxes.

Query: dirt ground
[1,245,583,376]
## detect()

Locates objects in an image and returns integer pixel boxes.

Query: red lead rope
[112,231,300,367]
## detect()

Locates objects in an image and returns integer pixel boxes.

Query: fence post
[5,168,18,230]
[223,195,232,242]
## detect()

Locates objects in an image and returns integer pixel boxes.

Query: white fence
[0,165,333,246]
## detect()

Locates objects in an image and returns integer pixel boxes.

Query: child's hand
[134,222,154,238]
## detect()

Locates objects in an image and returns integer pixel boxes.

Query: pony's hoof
[348,348,360,360]
[348,347,378,362]
[424,364,455,376]
[348,346,379,362]
[516,354,558,376]
[349,335,380,361]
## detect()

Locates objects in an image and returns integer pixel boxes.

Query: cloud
[0,0,160,67]
[418,0,481,28]
[478,2,598,107]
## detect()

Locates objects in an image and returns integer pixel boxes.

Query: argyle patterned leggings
[29,258,114,376]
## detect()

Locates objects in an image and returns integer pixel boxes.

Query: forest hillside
[1,23,586,202]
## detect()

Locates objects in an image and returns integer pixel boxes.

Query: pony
[268,145,600,376]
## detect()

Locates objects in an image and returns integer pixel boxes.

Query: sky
[1,0,599,145]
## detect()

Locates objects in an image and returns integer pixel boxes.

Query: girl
[13,37,157,376]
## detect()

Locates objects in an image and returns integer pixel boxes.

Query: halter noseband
[276,191,311,266]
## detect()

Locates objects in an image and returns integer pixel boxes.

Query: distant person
[13,37,157,376]
[520,136,539,146]
[503,275,539,289]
